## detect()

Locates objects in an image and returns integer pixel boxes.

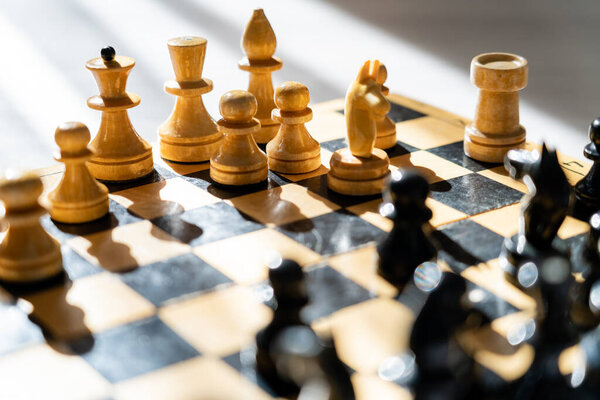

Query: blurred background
[1,0,599,169]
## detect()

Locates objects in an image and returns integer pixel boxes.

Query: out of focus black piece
[573,119,600,221]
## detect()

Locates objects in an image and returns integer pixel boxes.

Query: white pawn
[48,122,109,223]
[267,82,321,174]
[210,90,268,185]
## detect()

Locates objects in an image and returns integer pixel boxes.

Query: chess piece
[377,170,437,287]
[239,8,282,144]
[48,122,109,223]
[86,46,153,181]
[256,259,308,397]
[573,118,600,221]
[500,144,572,284]
[464,52,528,163]
[158,37,222,162]
[0,171,62,283]
[327,60,391,196]
[266,81,321,174]
[210,90,268,185]
[375,64,396,150]
[317,335,355,400]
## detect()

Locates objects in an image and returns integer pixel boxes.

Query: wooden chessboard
[0,94,593,399]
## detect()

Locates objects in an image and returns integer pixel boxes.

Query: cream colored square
[0,344,111,400]
[558,216,590,239]
[390,151,472,183]
[470,203,521,237]
[194,228,321,284]
[227,184,340,226]
[478,166,528,193]
[427,197,469,228]
[110,177,219,219]
[160,286,272,357]
[115,356,272,400]
[307,104,346,143]
[558,152,591,186]
[352,373,412,400]
[279,149,333,182]
[395,116,464,150]
[24,273,155,338]
[328,245,397,298]
[315,298,413,374]
[68,220,190,272]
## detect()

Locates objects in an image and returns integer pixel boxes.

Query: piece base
[159,134,223,163]
[210,165,268,186]
[0,247,63,283]
[50,197,109,224]
[267,153,321,174]
[464,124,526,163]
[88,150,154,181]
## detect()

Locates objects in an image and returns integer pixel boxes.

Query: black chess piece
[500,144,572,285]
[410,272,486,400]
[570,212,600,331]
[573,119,600,221]
[318,335,355,400]
[377,170,437,287]
[256,259,308,397]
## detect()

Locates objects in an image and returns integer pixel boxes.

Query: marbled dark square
[0,303,43,355]
[429,173,522,216]
[73,316,199,383]
[181,169,289,200]
[294,174,381,208]
[152,201,264,247]
[302,265,371,322]
[62,246,103,280]
[120,253,232,306]
[276,210,386,256]
[321,138,347,153]
[427,142,499,172]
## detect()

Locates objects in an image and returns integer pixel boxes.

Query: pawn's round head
[219,90,257,123]
[101,46,116,62]
[384,169,430,207]
[0,170,43,211]
[275,81,310,112]
[55,122,91,154]
[589,118,600,146]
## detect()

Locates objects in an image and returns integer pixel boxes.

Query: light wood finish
[328,60,391,195]
[210,90,268,186]
[238,8,282,144]
[375,64,397,149]
[48,122,109,223]
[0,171,62,282]
[159,37,222,162]
[86,48,153,181]
[464,52,528,163]
[267,81,321,173]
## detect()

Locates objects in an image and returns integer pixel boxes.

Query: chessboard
[0,93,592,400]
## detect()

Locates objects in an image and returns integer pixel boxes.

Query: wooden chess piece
[0,171,62,283]
[239,8,282,144]
[573,118,600,221]
[86,46,153,181]
[327,60,391,196]
[159,37,222,162]
[267,81,321,174]
[48,122,109,223]
[375,64,396,150]
[464,52,528,163]
[210,90,268,185]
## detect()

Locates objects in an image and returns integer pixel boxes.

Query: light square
[558,216,590,239]
[110,177,219,219]
[470,203,520,237]
[394,116,464,150]
[478,166,528,193]
[227,183,340,226]
[194,228,321,284]
[68,220,190,272]
[307,105,346,143]
[159,285,272,357]
[390,150,472,183]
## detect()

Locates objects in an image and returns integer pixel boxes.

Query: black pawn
[574,119,600,221]
[256,259,308,397]
[377,170,437,287]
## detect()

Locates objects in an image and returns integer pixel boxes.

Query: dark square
[427,142,499,172]
[321,138,347,153]
[222,346,278,397]
[302,265,371,322]
[433,219,505,268]
[62,246,103,280]
[429,173,522,216]
[41,199,142,242]
[181,169,289,200]
[320,138,417,159]
[277,210,386,256]
[73,315,199,383]
[151,201,264,247]
[0,303,43,355]
[295,174,381,208]
[120,253,232,306]
[101,165,177,193]
[336,102,426,123]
